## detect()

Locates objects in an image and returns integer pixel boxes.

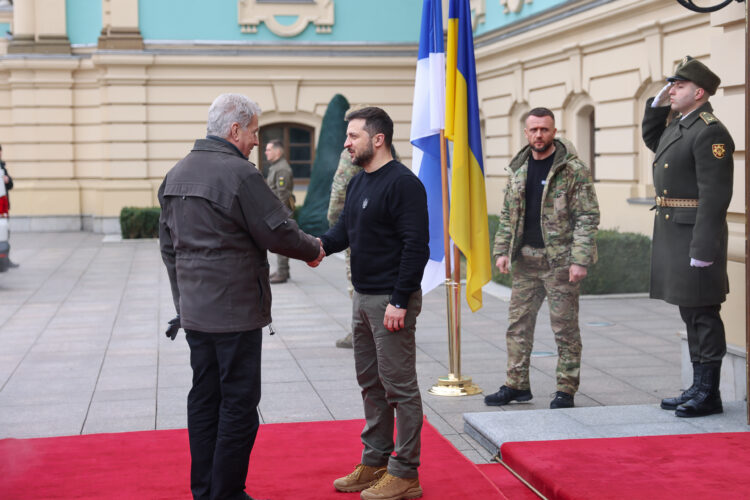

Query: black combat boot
[661,362,701,410]
[675,362,723,418]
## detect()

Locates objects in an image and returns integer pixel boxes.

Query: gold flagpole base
[428,374,482,397]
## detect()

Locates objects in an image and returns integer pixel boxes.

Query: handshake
[306,237,326,268]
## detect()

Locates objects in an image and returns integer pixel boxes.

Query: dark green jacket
[642,99,734,306]
[266,157,294,209]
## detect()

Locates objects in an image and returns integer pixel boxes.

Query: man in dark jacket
[642,56,734,418]
[159,93,323,500]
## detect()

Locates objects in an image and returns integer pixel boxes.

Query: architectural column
[8,0,70,54]
[98,0,144,50]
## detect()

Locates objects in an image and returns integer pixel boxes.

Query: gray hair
[206,94,261,138]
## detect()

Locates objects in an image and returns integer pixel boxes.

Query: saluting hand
[653,82,673,107]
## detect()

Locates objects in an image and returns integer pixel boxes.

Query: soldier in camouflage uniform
[328,149,363,348]
[486,107,599,409]
[265,140,295,283]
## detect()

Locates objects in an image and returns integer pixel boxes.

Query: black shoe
[550,391,574,409]
[675,362,723,418]
[661,362,701,410]
[484,385,532,406]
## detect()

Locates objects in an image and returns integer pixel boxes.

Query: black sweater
[321,160,429,308]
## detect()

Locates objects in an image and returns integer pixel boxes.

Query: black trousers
[679,305,726,364]
[186,329,262,500]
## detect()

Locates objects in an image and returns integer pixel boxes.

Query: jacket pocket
[163,182,233,209]
[263,204,290,231]
[672,207,697,225]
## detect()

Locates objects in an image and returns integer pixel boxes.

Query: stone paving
[0,232,746,465]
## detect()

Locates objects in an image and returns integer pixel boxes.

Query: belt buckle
[655,196,662,206]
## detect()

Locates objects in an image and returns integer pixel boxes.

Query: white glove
[690,258,713,268]
[652,83,672,107]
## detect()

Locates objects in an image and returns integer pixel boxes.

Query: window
[260,123,315,182]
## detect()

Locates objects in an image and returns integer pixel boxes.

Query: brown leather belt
[655,196,698,208]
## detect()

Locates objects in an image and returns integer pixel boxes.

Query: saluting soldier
[265,139,296,283]
[642,56,734,418]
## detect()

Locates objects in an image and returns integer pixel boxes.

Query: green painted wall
[475,0,568,36]
[67,0,102,46]
[137,0,423,43]
[62,0,572,46]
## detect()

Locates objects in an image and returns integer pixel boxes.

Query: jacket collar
[507,138,575,175]
[196,136,248,160]
[679,101,713,129]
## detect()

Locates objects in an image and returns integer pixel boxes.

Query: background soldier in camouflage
[328,149,362,348]
[486,107,599,409]
[265,139,295,283]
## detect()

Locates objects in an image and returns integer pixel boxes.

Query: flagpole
[429,129,481,396]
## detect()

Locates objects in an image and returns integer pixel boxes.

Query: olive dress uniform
[266,157,295,282]
[641,57,734,418]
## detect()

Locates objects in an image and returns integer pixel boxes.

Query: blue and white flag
[410,0,446,295]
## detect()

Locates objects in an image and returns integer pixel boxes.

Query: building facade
[0,0,746,396]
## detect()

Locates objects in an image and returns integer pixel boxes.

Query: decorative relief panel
[442,0,486,29]
[501,0,532,14]
[238,0,334,37]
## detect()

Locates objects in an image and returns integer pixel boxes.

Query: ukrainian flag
[445,0,491,312]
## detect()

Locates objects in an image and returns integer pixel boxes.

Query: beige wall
[0,0,746,350]
[0,53,418,221]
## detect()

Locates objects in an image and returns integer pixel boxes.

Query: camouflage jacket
[493,138,600,268]
[327,149,363,226]
[266,157,294,209]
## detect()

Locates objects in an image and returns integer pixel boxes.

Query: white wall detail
[238,0,334,37]
[501,0,532,14]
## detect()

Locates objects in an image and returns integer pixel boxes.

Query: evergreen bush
[488,215,651,294]
[120,206,160,239]
[296,93,350,236]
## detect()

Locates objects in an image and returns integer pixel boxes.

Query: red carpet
[0,419,506,499]
[475,463,539,500]
[500,432,750,500]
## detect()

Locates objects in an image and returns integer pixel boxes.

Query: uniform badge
[362,198,369,210]
[278,177,285,187]
[712,144,726,159]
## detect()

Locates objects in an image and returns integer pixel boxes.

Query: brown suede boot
[360,472,422,500]
[333,464,386,493]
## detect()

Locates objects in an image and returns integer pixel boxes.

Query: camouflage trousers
[505,246,582,395]
[276,253,289,278]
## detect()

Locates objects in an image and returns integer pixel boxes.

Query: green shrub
[487,217,651,294]
[120,206,160,239]
[582,230,651,294]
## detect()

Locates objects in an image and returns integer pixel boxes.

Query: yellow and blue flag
[410,0,446,295]
[445,0,491,312]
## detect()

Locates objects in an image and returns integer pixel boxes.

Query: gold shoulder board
[700,112,717,125]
